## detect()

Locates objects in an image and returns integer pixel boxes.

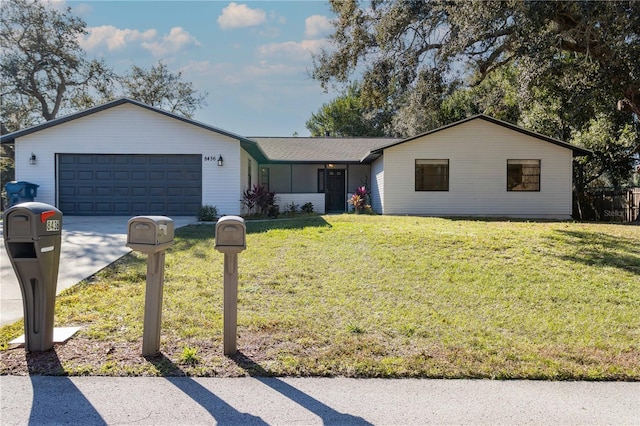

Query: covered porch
[258,163,371,213]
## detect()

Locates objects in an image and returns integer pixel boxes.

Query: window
[248,158,252,188]
[507,159,540,191]
[415,159,449,191]
[260,167,270,191]
[317,169,325,192]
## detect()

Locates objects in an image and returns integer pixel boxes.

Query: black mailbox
[3,202,62,352]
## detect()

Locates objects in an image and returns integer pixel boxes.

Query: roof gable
[0,98,268,162]
[370,115,591,157]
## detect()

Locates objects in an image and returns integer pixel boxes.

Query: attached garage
[57,154,202,216]
[1,99,265,216]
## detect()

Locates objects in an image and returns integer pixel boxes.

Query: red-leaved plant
[349,186,370,213]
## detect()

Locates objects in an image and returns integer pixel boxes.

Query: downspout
[324,164,328,213]
[345,164,350,212]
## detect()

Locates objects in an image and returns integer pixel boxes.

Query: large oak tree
[313,0,639,186]
[0,0,112,129]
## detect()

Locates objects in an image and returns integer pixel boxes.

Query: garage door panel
[113,171,129,180]
[59,170,76,180]
[95,187,112,196]
[114,187,129,196]
[149,157,167,165]
[76,203,94,213]
[59,186,75,196]
[77,171,94,180]
[77,187,94,196]
[131,187,147,196]
[149,171,166,180]
[114,203,130,213]
[131,171,147,180]
[58,154,201,216]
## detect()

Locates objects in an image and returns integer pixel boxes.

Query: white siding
[14,103,244,215]
[382,119,574,218]
[275,193,325,213]
[370,156,384,214]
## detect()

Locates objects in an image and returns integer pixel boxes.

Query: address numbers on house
[204,156,217,162]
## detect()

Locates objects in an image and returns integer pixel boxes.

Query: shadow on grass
[171,216,332,251]
[552,229,640,275]
[230,351,373,425]
[145,353,268,424]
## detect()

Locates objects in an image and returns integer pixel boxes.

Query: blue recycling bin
[5,181,39,207]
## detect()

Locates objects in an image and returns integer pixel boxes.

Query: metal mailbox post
[214,216,246,355]
[126,216,174,356]
[3,202,62,352]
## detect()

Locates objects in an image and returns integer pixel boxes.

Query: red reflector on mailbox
[40,210,56,223]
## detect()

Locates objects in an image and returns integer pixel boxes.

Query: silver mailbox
[215,216,246,253]
[127,216,174,253]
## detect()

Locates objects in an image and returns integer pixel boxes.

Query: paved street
[2,376,639,425]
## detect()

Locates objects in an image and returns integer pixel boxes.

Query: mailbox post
[3,202,62,352]
[214,216,246,355]
[126,216,174,356]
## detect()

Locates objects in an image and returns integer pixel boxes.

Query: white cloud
[304,15,332,38]
[180,60,244,85]
[79,25,157,51]
[142,27,200,56]
[258,39,329,60]
[70,2,92,17]
[245,62,299,77]
[80,25,200,57]
[218,2,266,30]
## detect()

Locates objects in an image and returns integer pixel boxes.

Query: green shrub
[196,205,219,221]
[283,201,299,214]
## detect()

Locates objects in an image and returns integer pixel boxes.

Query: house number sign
[46,219,60,232]
[204,156,217,162]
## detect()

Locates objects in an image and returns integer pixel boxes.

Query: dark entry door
[326,169,346,212]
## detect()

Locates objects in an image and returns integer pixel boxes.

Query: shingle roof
[250,137,401,163]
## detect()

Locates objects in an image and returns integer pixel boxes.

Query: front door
[326,169,345,212]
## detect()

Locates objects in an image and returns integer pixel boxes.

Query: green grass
[1,215,639,379]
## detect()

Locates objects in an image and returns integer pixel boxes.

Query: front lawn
[1,215,638,379]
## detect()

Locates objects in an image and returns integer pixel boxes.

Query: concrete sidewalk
[1,376,639,425]
[0,216,196,326]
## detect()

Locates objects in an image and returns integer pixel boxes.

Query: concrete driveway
[0,216,195,326]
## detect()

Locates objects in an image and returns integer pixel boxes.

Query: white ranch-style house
[1,98,590,219]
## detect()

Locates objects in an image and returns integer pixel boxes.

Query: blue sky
[66,1,339,136]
